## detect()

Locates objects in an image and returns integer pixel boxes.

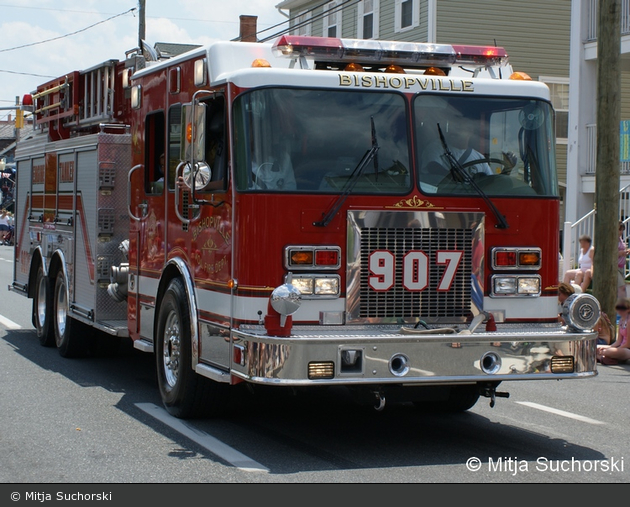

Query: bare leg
[563,269,579,285]
[580,270,592,292]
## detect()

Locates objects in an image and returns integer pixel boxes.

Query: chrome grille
[358,225,473,320]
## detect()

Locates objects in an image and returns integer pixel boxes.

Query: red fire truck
[11,34,601,418]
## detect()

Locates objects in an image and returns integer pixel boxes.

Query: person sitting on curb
[597,297,630,365]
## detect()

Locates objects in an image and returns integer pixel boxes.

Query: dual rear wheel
[32,267,112,358]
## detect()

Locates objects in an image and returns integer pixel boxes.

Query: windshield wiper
[314,116,380,227]
[437,123,509,229]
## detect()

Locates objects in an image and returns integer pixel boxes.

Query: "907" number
[368,250,463,292]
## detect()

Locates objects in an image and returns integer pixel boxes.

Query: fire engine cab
[11,34,601,418]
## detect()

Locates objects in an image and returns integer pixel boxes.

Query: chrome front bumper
[230,324,597,385]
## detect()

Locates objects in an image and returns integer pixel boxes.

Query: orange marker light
[186,123,193,143]
[424,67,446,76]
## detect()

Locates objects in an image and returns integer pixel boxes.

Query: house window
[395,0,419,33]
[294,10,311,36]
[358,0,379,39]
[540,77,569,143]
[323,1,342,38]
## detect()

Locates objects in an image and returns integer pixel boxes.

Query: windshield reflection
[233,88,410,193]
[415,95,558,197]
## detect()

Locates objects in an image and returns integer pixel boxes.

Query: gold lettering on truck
[338,74,475,92]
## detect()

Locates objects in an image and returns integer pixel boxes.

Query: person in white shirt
[563,234,593,292]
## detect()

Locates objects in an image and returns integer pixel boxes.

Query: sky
[0,0,290,119]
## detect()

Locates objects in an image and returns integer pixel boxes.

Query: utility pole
[593,0,621,318]
[138,0,146,48]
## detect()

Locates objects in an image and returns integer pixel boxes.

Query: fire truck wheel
[33,264,55,347]
[156,277,227,419]
[414,384,480,413]
[53,270,87,358]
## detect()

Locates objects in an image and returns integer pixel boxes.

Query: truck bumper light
[551,356,574,374]
[320,311,344,325]
[308,361,334,379]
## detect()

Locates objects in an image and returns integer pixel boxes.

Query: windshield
[234,88,411,193]
[414,95,558,197]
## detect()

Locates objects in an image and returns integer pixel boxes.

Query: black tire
[53,270,87,358]
[415,384,480,413]
[33,264,55,347]
[156,278,228,419]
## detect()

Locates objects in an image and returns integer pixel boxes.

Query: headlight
[491,275,540,296]
[292,277,314,295]
[494,276,518,294]
[518,277,540,294]
[314,277,339,295]
[292,275,340,298]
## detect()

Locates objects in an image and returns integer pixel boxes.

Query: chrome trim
[9,282,28,296]
[133,338,153,353]
[196,363,230,383]
[491,247,542,270]
[346,210,484,324]
[165,258,200,367]
[127,164,144,222]
[230,324,597,386]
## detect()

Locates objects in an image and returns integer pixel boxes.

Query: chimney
[239,15,258,42]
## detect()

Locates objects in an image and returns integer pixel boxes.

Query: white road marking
[135,402,269,472]
[516,401,605,425]
[0,314,22,329]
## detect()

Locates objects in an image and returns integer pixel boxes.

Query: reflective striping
[135,403,269,472]
[517,401,605,425]
[0,315,22,329]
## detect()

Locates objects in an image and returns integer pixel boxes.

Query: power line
[0,7,137,53]
[257,0,360,42]
[0,69,56,79]
[0,4,277,27]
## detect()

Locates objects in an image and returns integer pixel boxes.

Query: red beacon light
[22,94,33,107]
[452,44,508,66]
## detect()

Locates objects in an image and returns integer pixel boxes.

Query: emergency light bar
[271,35,508,68]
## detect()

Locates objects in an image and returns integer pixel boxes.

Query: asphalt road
[0,244,628,484]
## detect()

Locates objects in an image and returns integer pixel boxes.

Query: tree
[593,0,621,318]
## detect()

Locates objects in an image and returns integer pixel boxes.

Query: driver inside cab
[419,107,493,180]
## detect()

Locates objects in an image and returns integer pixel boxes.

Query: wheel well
[28,252,65,299]
[153,263,188,351]
[48,254,64,284]
[27,251,44,299]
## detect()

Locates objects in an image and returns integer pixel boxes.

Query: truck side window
[201,97,227,192]
[145,111,165,194]
[167,104,182,190]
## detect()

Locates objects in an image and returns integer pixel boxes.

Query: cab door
[134,110,167,341]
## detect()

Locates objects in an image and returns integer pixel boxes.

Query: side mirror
[180,102,206,163]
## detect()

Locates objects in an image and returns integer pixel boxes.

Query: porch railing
[587,0,630,40]
[585,124,630,175]
[562,183,630,280]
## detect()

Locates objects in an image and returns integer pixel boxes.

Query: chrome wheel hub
[162,311,181,389]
